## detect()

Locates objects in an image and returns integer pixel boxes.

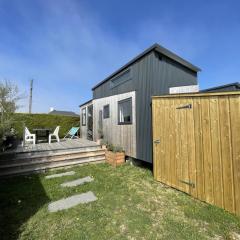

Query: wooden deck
[10,138,99,154]
[0,138,105,177]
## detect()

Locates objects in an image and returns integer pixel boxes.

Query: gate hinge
[179,179,195,188]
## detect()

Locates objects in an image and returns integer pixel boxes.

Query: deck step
[0,148,105,166]
[0,156,105,177]
[0,148,106,177]
[0,145,101,161]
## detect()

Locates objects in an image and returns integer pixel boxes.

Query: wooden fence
[152,92,240,215]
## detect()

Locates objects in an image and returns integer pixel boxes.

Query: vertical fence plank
[175,97,183,190]
[164,99,172,186]
[209,97,224,208]
[154,100,162,181]
[157,100,165,182]
[201,98,214,204]
[160,100,167,183]
[152,99,157,180]
[180,98,190,194]
[218,97,235,213]
[186,97,197,197]
[229,96,240,215]
[170,99,177,188]
[193,98,205,201]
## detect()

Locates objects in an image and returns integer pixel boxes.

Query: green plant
[0,80,20,149]
[114,145,124,153]
[107,143,114,151]
[107,143,124,153]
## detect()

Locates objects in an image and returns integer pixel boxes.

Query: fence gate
[152,92,240,216]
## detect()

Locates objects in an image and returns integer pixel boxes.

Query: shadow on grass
[0,174,49,240]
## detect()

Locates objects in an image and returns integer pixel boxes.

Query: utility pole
[29,79,33,113]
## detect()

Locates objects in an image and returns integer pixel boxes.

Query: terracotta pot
[105,150,125,167]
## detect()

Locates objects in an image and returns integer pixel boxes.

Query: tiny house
[80,43,201,164]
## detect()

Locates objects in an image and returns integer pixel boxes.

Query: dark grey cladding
[92,47,199,163]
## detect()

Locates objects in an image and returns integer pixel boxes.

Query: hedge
[12,113,80,139]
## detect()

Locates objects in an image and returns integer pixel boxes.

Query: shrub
[107,143,124,153]
[114,146,124,153]
[12,113,80,139]
[0,80,20,149]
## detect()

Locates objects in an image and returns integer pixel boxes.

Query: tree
[0,80,20,148]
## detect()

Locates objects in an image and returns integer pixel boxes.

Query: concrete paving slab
[60,176,93,187]
[48,191,97,212]
[45,171,75,179]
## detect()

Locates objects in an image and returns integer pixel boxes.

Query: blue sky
[0,0,240,113]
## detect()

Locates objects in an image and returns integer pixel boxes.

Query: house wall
[80,102,92,139]
[92,91,136,158]
[93,51,198,163]
[136,52,198,163]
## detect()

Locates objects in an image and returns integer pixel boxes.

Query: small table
[33,128,51,143]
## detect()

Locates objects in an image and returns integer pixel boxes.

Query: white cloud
[0,0,212,113]
[0,0,143,113]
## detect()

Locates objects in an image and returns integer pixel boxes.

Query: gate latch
[154,139,160,144]
[176,104,192,109]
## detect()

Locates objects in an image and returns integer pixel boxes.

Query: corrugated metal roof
[92,43,201,90]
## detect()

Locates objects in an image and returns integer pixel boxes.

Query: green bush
[0,80,20,147]
[12,113,80,139]
[107,143,124,153]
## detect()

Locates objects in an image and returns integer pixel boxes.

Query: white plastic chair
[49,126,60,144]
[24,127,36,145]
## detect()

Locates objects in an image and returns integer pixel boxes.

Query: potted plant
[105,144,125,167]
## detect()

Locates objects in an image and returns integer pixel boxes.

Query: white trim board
[169,85,199,94]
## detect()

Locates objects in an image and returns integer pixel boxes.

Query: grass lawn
[0,163,240,240]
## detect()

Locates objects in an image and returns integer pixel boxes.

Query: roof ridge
[92,43,200,90]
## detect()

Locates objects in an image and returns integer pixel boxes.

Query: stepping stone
[60,176,93,187]
[45,171,75,179]
[48,191,97,212]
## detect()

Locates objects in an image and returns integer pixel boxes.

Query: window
[103,104,110,119]
[82,107,86,126]
[111,69,131,88]
[118,98,132,125]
